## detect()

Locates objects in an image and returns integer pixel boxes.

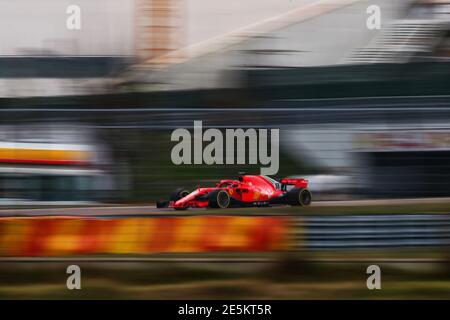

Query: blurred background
[0,0,449,299]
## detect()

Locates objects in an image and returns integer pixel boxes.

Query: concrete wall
[142,0,413,90]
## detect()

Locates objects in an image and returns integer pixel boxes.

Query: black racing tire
[208,189,231,209]
[288,188,312,206]
[170,188,190,201]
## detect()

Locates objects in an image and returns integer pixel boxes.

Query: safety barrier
[295,214,450,249]
[0,216,288,256]
[0,214,449,257]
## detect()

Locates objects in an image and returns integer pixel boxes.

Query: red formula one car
[157,174,312,210]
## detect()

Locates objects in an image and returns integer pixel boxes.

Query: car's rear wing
[280,178,309,188]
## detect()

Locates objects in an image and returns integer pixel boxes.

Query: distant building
[285,123,450,197]
[0,0,134,97]
[0,123,114,203]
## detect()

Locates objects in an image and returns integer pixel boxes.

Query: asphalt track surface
[0,197,449,217]
[1,257,449,263]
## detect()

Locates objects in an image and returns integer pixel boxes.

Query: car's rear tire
[208,190,231,208]
[170,188,190,201]
[288,188,312,206]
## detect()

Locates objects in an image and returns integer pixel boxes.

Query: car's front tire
[170,188,190,201]
[208,189,231,208]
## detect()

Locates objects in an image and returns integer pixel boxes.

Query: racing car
[156,174,312,210]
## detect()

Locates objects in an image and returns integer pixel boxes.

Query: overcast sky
[0,0,320,55]
[186,0,318,45]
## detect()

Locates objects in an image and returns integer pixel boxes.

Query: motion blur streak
[0,216,288,256]
[1,0,450,299]
[1,213,448,257]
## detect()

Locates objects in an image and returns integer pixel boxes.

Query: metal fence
[296,214,450,249]
[1,213,449,257]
